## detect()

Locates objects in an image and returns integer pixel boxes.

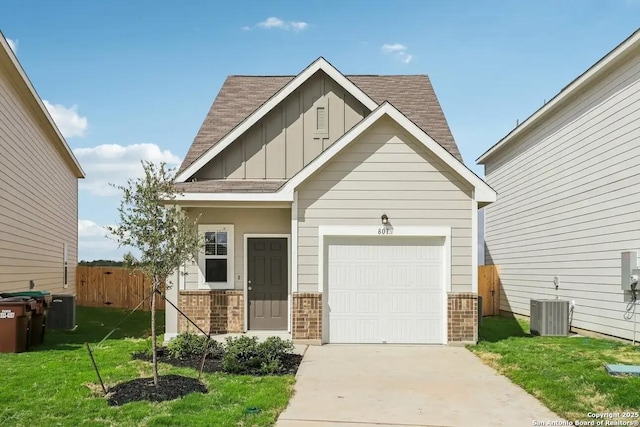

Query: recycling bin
[0,291,51,346]
[0,297,35,353]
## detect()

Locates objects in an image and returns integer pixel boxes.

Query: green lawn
[469,316,640,421]
[0,307,294,427]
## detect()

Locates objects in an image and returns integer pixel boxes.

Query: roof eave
[280,102,496,203]
[477,27,640,165]
[0,32,85,178]
[169,191,294,203]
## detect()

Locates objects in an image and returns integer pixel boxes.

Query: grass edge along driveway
[0,306,294,427]
[469,316,640,423]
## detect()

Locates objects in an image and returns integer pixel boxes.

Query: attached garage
[321,230,450,344]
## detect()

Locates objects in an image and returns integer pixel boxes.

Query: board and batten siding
[0,58,78,294]
[181,207,290,290]
[483,45,640,341]
[297,116,474,293]
[193,70,368,181]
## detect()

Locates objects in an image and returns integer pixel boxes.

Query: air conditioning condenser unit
[530,299,569,336]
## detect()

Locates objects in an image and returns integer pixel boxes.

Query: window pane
[205,259,227,283]
[205,232,216,255]
[216,244,227,255]
[217,232,227,244]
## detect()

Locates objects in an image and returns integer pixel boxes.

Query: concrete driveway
[277,345,563,427]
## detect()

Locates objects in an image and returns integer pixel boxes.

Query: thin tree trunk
[151,278,159,386]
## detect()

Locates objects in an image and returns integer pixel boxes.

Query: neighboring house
[0,33,85,295]
[478,29,640,341]
[165,57,496,345]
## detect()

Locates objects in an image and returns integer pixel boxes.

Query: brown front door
[248,238,288,330]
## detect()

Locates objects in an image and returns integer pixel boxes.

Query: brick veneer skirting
[447,293,478,343]
[292,292,322,341]
[178,290,244,334]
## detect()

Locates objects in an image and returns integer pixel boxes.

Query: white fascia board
[281,102,497,204]
[175,57,379,183]
[291,190,299,293]
[173,191,294,202]
[474,185,497,204]
[0,33,85,178]
[471,193,478,294]
[477,29,640,164]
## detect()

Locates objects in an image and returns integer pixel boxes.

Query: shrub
[221,335,295,375]
[167,332,224,359]
[222,336,262,373]
[258,336,295,362]
[259,359,285,375]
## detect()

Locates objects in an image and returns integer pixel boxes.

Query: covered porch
[164,202,321,345]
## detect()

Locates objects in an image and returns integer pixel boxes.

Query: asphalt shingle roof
[174,180,286,193]
[177,73,462,186]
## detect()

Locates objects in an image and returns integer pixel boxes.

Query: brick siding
[447,293,478,343]
[292,292,322,341]
[178,290,244,334]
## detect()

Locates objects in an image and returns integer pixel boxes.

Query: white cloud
[43,100,88,138]
[258,17,286,29]
[78,219,135,261]
[382,43,413,64]
[289,22,308,32]
[73,143,181,196]
[381,43,407,53]
[399,52,413,64]
[79,219,109,238]
[6,38,17,53]
[241,26,251,31]
[253,17,309,32]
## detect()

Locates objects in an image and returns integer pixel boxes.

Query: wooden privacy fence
[478,265,500,316]
[76,266,165,311]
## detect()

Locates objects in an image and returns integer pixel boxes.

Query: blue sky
[2,1,638,260]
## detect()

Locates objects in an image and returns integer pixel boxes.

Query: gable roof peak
[176,56,379,182]
[176,59,462,180]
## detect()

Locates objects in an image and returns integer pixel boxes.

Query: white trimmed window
[198,225,234,289]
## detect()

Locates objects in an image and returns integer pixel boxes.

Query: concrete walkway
[277,345,563,427]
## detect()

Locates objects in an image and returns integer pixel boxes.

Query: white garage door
[327,237,445,344]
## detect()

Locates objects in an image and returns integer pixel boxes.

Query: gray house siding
[181,207,291,291]
[483,47,640,340]
[297,117,473,293]
[193,71,368,181]
[0,58,78,294]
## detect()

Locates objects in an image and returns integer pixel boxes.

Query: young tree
[109,161,202,386]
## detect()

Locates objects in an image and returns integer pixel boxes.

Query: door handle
[248,280,252,284]
[248,286,252,291]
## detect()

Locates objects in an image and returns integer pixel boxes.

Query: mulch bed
[106,374,207,406]
[132,347,303,376]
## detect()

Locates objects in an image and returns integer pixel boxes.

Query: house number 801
[378,228,393,235]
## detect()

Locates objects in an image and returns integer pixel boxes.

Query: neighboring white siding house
[478,30,640,341]
[0,34,84,295]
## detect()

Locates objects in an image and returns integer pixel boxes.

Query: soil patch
[132,347,303,375]
[107,374,207,406]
